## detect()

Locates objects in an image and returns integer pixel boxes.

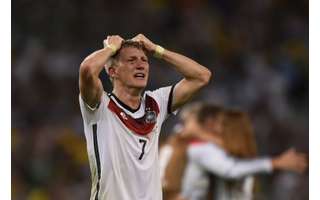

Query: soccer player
[78,34,211,200]
[178,104,307,200]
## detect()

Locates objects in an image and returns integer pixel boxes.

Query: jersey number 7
[138,139,147,160]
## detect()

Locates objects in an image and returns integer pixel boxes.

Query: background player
[160,103,307,200]
[180,104,307,200]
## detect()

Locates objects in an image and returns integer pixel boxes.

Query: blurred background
[12,0,308,199]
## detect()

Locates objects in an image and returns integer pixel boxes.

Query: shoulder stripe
[92,124,101,200]
[167,84,176,114]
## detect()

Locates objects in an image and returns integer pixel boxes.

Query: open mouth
[134,73,145,79]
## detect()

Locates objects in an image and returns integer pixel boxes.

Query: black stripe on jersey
[167,84,176,114]
[109,93,141,113]
[92,124,101,200]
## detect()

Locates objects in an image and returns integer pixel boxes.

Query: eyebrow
[127,55,148,60]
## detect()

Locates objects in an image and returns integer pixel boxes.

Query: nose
[136,60,147,70]
[136,65,144,70]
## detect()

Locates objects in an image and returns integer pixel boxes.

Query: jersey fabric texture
[79,85,175,200]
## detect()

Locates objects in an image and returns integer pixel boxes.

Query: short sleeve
[149,85,177,124]
[79,92,108,125]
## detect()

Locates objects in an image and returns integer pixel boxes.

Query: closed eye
[127,56,148,63]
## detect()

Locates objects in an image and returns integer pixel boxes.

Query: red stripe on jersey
[108,95,160,135]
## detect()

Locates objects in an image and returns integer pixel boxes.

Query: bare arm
[271,148,308,173]
[132,34,212,111]
[162,50,212,111]
[79,35,123,107]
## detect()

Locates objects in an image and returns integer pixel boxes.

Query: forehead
[118,47,147,59]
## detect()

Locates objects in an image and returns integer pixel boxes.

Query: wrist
[272,157,280,170]
[103,41,117,55]
[153,45,165,59]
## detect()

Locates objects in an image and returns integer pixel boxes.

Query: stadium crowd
[12,0,308,199]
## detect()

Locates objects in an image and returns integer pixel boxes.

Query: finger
[297,164,307,173]
[103,39,109,47]
[299,158,308,166]
[136,34,144,40]
[295,168,304,174]
[131,35,140,41]
[296,154,308,162]
[290,163,305,173]
[134,37,143,42]
[292,156,306,165]
[107,36,111,43]
[299,162,307,170]
[116,35,123,40]
[296,153,307,158]
[295,162,307,172]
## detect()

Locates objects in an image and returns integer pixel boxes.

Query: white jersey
[79,85,175,200]
[214,176,255,200]
[181,142,273,200]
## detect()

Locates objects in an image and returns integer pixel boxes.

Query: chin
[132,79,148,89]
[136,83,147,89]
[129,83,146,90]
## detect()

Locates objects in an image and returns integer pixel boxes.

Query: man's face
[111,47,149,89]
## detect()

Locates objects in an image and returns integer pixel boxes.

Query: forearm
[80,47,114,77]
[131,34,212,110]
[79,47,113,106]
[162,49,211,83]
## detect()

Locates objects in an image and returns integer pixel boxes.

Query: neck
[112,84,143,110]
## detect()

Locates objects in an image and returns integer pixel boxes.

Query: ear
[108,66,117,78]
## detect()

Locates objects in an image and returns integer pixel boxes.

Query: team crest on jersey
[108,94,159,135]
[145,110,157,123]
[120,112,128,120]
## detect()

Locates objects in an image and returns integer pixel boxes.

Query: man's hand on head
[103,35,124,55]
[132,34,157,53]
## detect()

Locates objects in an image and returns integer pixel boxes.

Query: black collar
[109,93,142,113]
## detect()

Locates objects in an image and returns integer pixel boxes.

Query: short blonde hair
[105,40,148,83]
